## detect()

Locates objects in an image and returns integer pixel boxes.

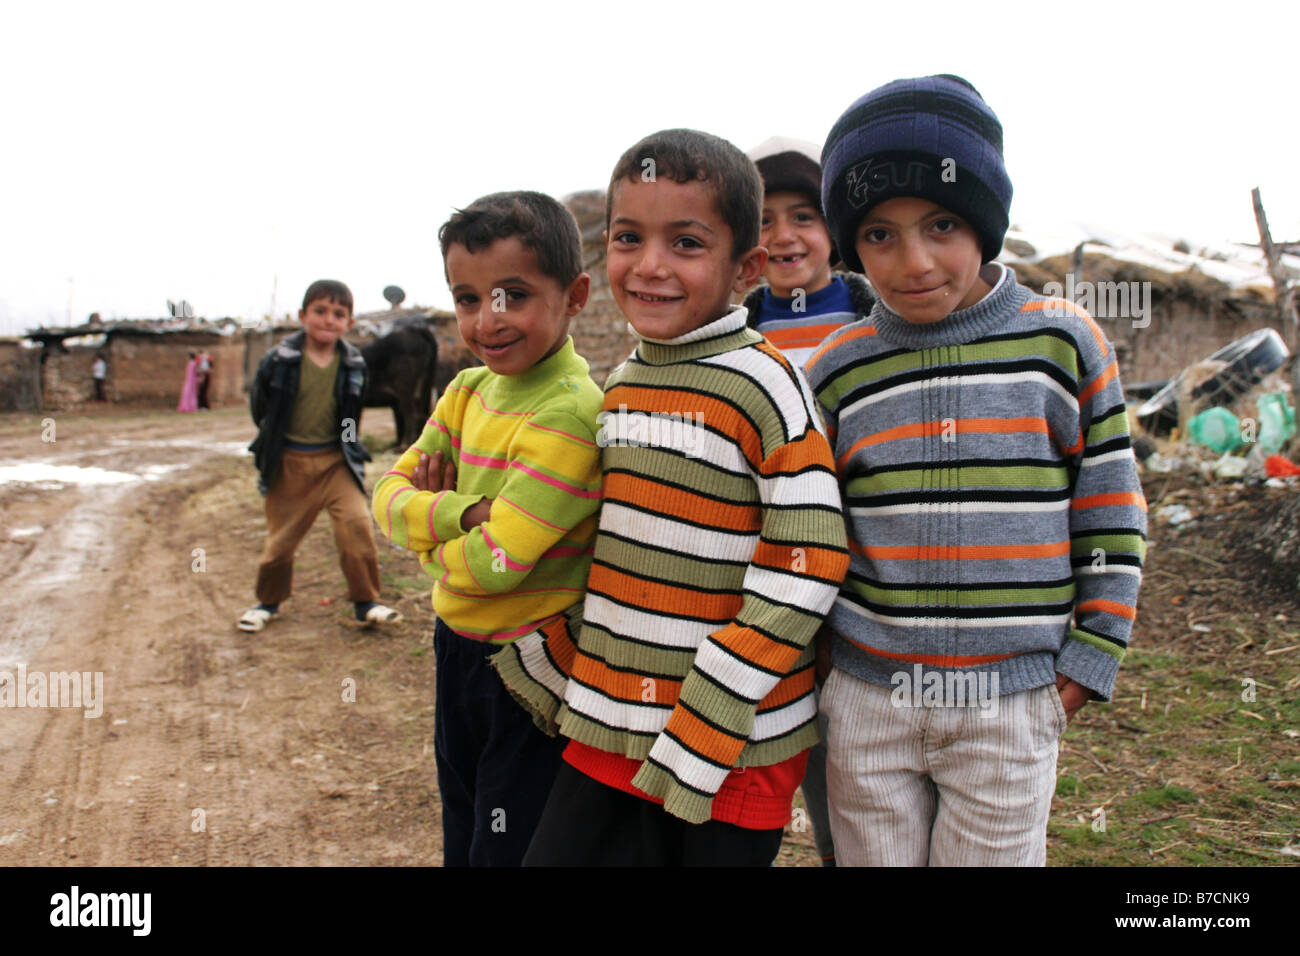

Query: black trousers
[433,618,566,867]
[523,762,784,866]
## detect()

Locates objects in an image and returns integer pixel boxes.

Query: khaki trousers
[255,448,381,606]
[823,667,1065,866]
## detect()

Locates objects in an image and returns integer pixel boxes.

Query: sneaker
[357,603,403,628]
[237,607,276,632]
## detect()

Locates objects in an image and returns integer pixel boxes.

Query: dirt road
[0,406,823,866]
[0,408,448,865]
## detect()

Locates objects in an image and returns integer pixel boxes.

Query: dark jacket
[742,271,877,333]
[248,331,371,496]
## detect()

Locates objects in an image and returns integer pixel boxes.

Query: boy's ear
[565,272,591,317]
[731,245,769,295]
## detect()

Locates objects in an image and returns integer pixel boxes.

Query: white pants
[823,668,1065,866]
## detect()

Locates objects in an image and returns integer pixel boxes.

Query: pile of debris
[1129,328,1300,593]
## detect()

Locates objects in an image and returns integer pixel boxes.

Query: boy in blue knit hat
[807,75,1146,866]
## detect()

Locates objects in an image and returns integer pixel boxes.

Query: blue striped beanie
[821,74,1012,270]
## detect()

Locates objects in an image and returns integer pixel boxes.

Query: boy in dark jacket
[238,279,401,633]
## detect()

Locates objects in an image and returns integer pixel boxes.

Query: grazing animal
[361,322,439,448]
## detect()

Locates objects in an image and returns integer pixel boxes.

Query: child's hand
[413,451,491,531]
[814,625,835,685]
[415,450,458,493]
[460,499,493,531]
[1054,674,1094,725]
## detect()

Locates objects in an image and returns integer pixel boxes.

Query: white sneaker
[361,604,402,628]
[237,607,275,632]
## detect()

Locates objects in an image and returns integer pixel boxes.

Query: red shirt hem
[563,739,808,831]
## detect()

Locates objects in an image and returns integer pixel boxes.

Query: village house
[2,197,1289,416]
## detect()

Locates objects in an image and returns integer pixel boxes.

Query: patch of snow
[0,464,140,486]
[141,463,189,481]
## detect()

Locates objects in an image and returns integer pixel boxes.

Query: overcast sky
[1,0,1295,335]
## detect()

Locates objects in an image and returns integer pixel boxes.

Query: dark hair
[438,191,582,287]
[301,279,353,314]
[606,129,762,260]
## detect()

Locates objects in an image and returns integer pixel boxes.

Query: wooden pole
[1250,189,1300,461]
[1252,187,1298,351]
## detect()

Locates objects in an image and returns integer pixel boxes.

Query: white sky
[1,0,1296,335]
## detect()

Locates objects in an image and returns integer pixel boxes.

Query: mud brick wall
[242,329,279,398]
[88,334,245,409]
[0,340,41,411]
[1102,301,1285,386]
[38,345,102,410]
[1011,257,1285,388]
[565,190,636,386]
[573,260,635,386]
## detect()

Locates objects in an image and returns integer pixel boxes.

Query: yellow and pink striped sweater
[371,338,603,642]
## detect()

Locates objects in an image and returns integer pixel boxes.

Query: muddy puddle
[0,424,255,670]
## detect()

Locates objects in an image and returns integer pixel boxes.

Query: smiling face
[760,191,834,299]
[606,177,766,341]
[445,236,588,376]
[854,197,992,325]
[299,296,354,351]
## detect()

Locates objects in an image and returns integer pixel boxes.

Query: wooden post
[1253,187,1300,459]
[1071,241,1086,289]
[1253,187,1298,351]
[33,347,44,414]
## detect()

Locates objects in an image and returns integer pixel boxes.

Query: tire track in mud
[0,485,153,864]
[0,413,257,865]
[114,462,365,868]
[1,410,442,867]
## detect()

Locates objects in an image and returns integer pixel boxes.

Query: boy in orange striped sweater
[509,130,850,867]
[808,75,1146,865]
[740,136,875,868]
[372,191,603,866]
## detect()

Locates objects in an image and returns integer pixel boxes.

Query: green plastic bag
[1256,392,1296,453]
[1187,407,1242,454]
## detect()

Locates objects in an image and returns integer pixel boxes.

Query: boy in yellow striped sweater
[372,191,603,866]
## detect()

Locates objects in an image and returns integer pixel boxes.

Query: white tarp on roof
[1000,222,1298,294]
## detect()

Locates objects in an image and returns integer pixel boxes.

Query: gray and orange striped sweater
[494,306,850,824]
[806,264,1147,702]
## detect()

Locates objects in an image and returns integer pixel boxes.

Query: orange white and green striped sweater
[806,264,1147,702]
[496,307,851,824]
[371,338,603,642]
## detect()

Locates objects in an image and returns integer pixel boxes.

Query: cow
[361,322,439,449]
